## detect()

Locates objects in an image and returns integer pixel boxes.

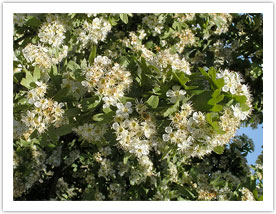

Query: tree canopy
[13,13,263,201]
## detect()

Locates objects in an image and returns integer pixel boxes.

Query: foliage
[13,13,262,201]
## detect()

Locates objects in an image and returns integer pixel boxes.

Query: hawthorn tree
[13,13,263,201]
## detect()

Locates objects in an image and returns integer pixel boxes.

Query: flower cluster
[174,29,196,53]
[210,13,233,35]
[81,56,133,108]
[13,13,261,201]
[166,85,186,103]
[21,81,65,136]
[22,43,68,71]
[112,101,157,176]
[13,13,26,27]
[142,14,165,36]
[61,78,86,100]
[73,123,106,143]
[77,17,112,48]
[217,69,252,120]
[154,49,191,75]
[38,14,67,47]
[13,145,46,198]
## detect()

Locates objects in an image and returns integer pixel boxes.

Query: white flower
[162,126,173,142]
[138,29,146,40]
[231,103,247,120]
[192,112,205,123]
[166,85,186,103]
[102,96,117,109]
[116,102,133,118]
[27,89,39,104]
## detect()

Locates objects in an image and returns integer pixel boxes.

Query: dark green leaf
[191,91,213,111]
[53,87,70,102]
[189,90,205,95]
[89,45,97,64]
[56,124,76,136]
[25,17,42,27]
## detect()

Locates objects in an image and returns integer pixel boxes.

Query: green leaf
[206,113,225,134]
[53,87,70,102]
[92,113,104,122]
[212,121,225,134]
[206,113,213,124]
[120,96,135,104]
[89,45,97,64]
[56,124,76,137]
[214,146,224,154]
[120,14,128,24]
[94,111,115,124]
[198,67,209,78]
[208,94,224,105]
[67,60,80,71]
[258,195,263,201]
[146,95,159,109]
[234,95,247,104]
[80,97,101,111]
[177,185,196,200]
[174,71,189,88]
[240,103,250,111]
[80,58,87,70]
[103,107,112,114]
[25,17,42,27]
[189,90,205,95]
[14,104,30,113]
[214,78,224,89]
[212,89,221,98]
[20,70,34,89]
[226,99,234,107]
[52,65,58,75]
[50,65,62,89]
[164,100,179,117]
[123,155,130,165]
[40,133,48,148]
[191,91,213,111]
[33,66,40,81]
[65,108,81,117]
[208,67,217,81]
[109,16,118,26]
[48,126,58,143]
[210,104,223,112]
[252,189,258,200]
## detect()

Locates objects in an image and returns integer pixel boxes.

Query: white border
[3,2,273,212]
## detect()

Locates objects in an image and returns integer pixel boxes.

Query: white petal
[165,126,172,133]
[179,90,186,95]
[162,134,170,142]
[112,122,119,130]
[116,103,124,110]
[125,102,132,108]
[166,90,174,97]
